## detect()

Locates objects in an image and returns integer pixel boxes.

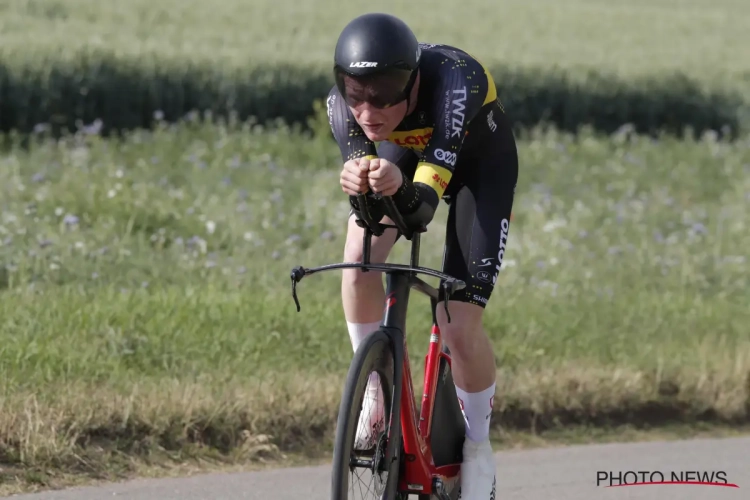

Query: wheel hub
[371,430,389,494]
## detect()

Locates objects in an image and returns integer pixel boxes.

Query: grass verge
[0,119,748,491]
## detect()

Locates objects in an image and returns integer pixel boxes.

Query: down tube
[382,273,433,492]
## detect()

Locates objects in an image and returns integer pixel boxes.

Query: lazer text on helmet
[350,62,378,68]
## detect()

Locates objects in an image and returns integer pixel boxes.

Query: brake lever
[290,266,306,312]
[441,281,453,323]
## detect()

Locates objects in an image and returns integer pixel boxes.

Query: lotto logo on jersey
[388,128,433,152]
[393,132,432,147]
[431,172,448,191]
[434,148,457,166]
[491,218,510,285]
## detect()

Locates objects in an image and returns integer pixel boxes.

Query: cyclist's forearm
[392,175,439,228]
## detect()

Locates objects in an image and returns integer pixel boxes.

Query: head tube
[334,67,414,109]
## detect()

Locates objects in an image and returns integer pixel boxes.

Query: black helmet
[333,13,421,109]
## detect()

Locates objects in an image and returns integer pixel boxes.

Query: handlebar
[289,190,464,323]
[355,192,424,241]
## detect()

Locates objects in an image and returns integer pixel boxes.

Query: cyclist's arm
[391,66,490,229]
[326,86,383,218]
[326,86,377,162]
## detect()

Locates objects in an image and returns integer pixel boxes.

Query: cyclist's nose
[354,102,381,120]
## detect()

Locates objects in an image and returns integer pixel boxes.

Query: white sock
[455,383,496,442]
[347,321,383,399]
[346,321,382,352]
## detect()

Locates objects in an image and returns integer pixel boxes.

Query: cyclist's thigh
[442,145,519,308]
[343,212,398,263]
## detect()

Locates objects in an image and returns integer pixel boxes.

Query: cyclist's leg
[442,151,518,397]
[342,140,419,345]
[342,140,419,449]
[437,127,518,498]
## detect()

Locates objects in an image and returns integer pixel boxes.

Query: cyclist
[327,12,518,500]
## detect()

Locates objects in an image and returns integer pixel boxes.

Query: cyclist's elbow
[402,202,436,229]
[402,184,439,229]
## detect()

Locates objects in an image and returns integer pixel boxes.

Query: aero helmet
[333,13,421,109]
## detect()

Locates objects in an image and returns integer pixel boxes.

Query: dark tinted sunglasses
[334,67,414,109]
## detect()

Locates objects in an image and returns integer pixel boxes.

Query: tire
[331,329,403,499]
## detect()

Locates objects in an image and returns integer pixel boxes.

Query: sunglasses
[334,66,415,109]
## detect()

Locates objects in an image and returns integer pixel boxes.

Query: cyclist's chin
[362,125,394,142]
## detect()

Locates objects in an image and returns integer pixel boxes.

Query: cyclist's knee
[342,216,397,285]
[343,215,396,262]
[343,228,367,262]
[437,302,486,353]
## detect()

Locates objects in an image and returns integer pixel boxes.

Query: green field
[0,0,748,137]
[0,0,749,491]
[2,0,748,84]
[0,114,748,483]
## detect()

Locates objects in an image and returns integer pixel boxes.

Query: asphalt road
[6,436,748,499]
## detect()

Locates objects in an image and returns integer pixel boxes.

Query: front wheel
[331,329,403,499]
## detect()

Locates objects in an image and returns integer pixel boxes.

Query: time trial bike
[290,193,466,499]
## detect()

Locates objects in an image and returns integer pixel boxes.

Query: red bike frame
[380,268,463,497]
[290,193,466,498]
[397,323,461,495]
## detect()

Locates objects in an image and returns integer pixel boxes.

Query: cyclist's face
[349,100,407,141]
[341,71,419,142]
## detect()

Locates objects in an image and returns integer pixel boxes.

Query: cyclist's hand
[340,158,371,196]
[367,158,403,196]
